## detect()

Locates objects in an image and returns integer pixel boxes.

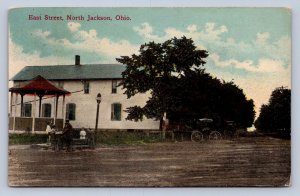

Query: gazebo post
[20,93,24,117]
[38,95,43,117]
[62,94,65,124]
[13,93,18,131]
[10,92,13,116]
[55,95,59,123]
[32,93,37,133]
[53,94,57,125]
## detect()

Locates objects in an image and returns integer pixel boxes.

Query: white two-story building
[9,55,159,132]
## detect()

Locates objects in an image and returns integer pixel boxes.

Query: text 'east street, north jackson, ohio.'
[28,14,131,21]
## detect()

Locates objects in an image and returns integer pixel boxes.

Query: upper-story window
[22,103,32,117]
[42,103,52,118]
[66,103,76,121]
[84,81,90,94]
[112,80,117,94]
[111,103,122,121]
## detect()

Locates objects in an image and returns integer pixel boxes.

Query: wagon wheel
[224,129,236,139]
[223,129,230,139]
[209,131,222,140]
[191,131,203,142]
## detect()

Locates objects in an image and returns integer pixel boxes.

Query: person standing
[45,121,52,143]
[62,120,73,152]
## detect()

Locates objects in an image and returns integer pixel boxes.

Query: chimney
[75,55,80,65]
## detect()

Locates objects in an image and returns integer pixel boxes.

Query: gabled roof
[11,64,126,81]
[9,75,70,96]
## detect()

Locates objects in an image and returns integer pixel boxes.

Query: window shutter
[66,104,70,120]
[111,104,114,120]
[67,103,76,120]
[116,104,121,120]
[111,103,121,121]
[72,104,76,120]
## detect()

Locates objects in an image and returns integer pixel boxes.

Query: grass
[9,130,290,146]
[95,131,162,146]
[9,131,163,146]
[9,133,48,145]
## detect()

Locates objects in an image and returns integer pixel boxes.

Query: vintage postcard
[8,7,291,187]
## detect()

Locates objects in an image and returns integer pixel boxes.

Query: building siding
[11,79,159,130]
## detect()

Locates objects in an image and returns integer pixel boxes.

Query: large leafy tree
[255,87,291,133]
[116,36,208,122]
[171,71,255,129]
[117,36,255,129]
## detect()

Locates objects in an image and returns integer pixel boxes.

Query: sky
[8,7,291,118]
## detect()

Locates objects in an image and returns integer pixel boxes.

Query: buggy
[49,128,95,151]
[168,118,236,142]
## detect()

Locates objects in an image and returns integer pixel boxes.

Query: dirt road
[8,137,290,187]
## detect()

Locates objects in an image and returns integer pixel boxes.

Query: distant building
[9,55,159,131]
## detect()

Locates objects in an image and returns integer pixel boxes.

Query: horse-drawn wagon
[49,128,95,151]
[167,118,237,142]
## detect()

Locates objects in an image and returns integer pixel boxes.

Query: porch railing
[9,117,63,132]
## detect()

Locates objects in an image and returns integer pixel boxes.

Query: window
[83,81,89,94]
[111,103,121,121]
[112,80,117,94]
[22,103,32,117]
[66,103,76,120]
[42,103,52,117]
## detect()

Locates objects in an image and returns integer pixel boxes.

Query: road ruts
[8,137,290,187]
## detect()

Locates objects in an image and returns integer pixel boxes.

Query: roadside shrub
[94,130,161,146]
[9,133,48,145]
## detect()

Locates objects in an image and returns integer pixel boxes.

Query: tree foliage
[117,37,208,121]
[255,87,291,133]
[170,70,255,129]
[117,36,255,129]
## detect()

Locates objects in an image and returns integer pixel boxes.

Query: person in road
[45,121,52,143]
[61,120,73,152]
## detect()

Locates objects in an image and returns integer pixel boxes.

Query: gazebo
[9,75,71,133]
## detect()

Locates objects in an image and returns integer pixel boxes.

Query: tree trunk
[160,117,166,140]
[159,117,163,130]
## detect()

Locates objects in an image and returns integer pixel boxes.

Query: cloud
[187,24,197,32]
[133,22,161,41]
[133,22,228,43]
[33,29,51,38]
[210,53,287,73]
[255,32,270,45]
[251,34,291,64]
[133,22,290,118]
[204,23,228,40]
[133,22,291,75]
[68,22,81,32]
[9,32,70,80]
[10,22,139,82]
[75,29,97,40]
[254,58,287,73]
[33,22,139,60]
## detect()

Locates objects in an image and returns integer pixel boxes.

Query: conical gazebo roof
[9,75,70,96]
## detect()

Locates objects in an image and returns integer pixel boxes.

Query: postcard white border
[1,0,299,196]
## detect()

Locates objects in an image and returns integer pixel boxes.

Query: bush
[9,133,48,145]
[8,130,163,146]
[94,130,161,146]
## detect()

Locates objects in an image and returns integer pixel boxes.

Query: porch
[9,75,70,133]
[8,117,63,133]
